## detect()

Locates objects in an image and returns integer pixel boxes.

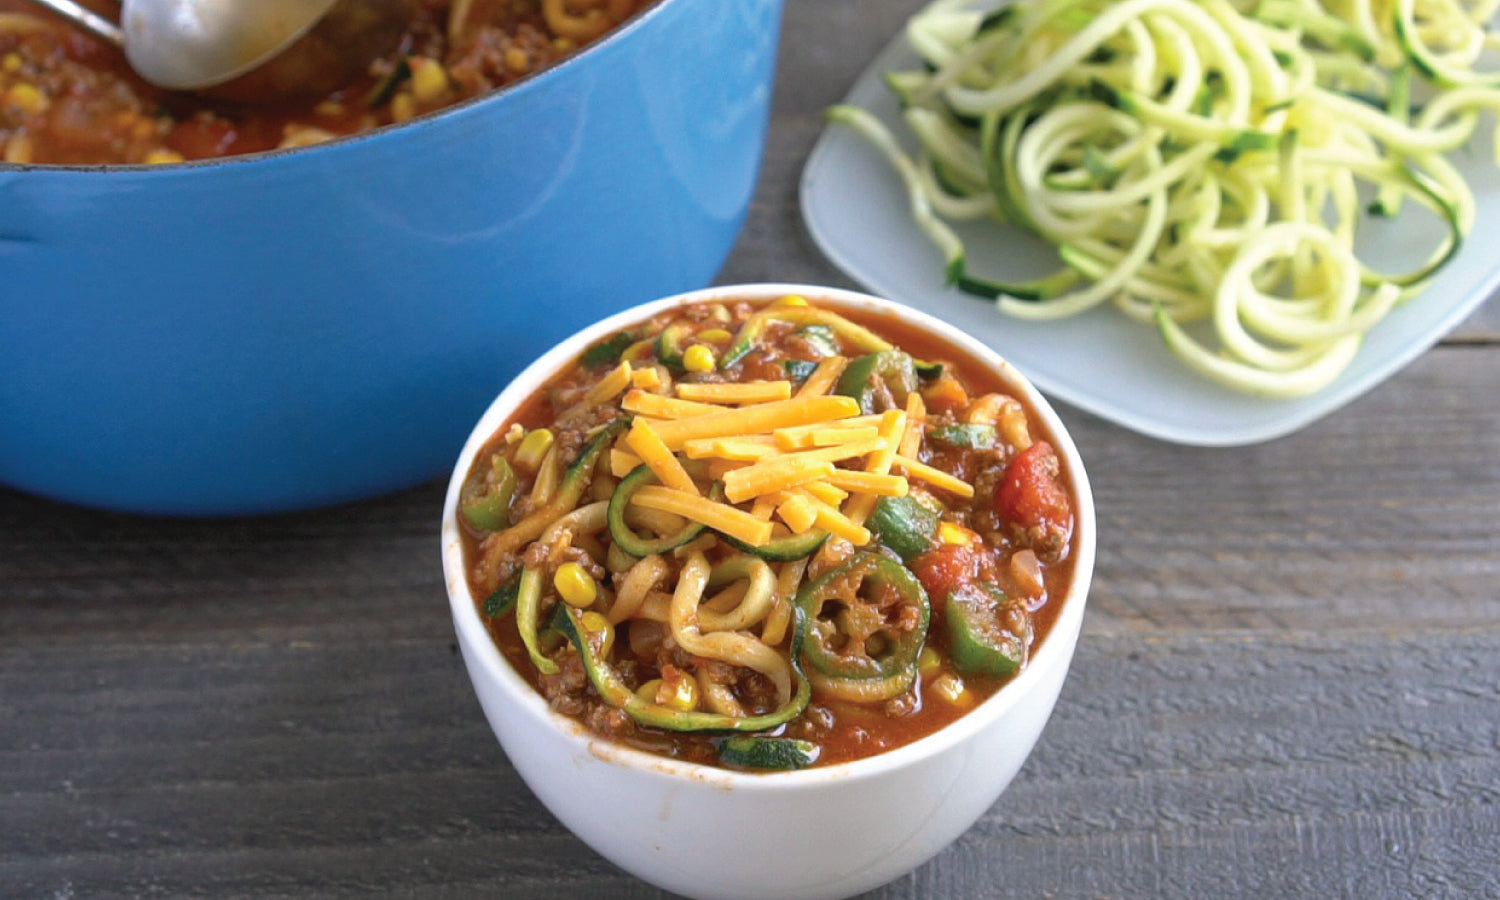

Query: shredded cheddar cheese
[772,413,882,447]
[626,419,700,496]
[775,493,819,533]
[799,491,872,546]
[723,457,837,504]
[680,435,779,461]
[749,495,779,521]
[826,469,908,496]
[609,447,644,478]
[894,453,975,498]
[630,485,774,547]
[793,356,848,398]
[786,435,891,466]
[600,332,981,548]
[645,396,861,450]
[583,360,632,407]
[843,410,908,527]
[800,480,848,507]
[675,380,793,404]
[898,392,926,459]
[630,366,663,390]
[622,389,725,419]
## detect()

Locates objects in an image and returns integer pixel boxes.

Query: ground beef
[538,651,588,717]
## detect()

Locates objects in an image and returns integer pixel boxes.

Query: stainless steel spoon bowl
[121,0,342,91]
[22,0,412,98]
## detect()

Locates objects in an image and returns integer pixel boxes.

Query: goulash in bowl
[455,294,1081,771]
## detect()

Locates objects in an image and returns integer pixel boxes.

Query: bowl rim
[441,281,1096,789]
[0,0,678,174]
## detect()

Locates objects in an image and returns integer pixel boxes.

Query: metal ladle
[22,0,413,100]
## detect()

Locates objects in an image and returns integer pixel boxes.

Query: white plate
[800,28,1500,446]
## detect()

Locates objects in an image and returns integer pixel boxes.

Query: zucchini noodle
[828,0,1500,396]
[669,551,795,706]
[609,553,668,624]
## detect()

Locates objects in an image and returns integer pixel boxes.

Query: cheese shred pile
[595,358,969,549]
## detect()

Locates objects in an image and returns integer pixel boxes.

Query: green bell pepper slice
[460,453,518,532]
[928,423,997,449]
[795,551,930,702]
[946,582,1032,679]
[867,494,940,562]
[835,350,918,415]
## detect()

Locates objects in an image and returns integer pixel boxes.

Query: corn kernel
[6,83,46,114]
[917,646,942,679]
[2,53,22,73]
[3,134,33,164]
[937,522,975,546]
[578,610,614,658]
[682,344,716,373]
[696,328,733,344]
[930,672,973,706]
[390,91,416,123]
[514,428,555,473]
[503,46,530,74]
[635,679,663,704]
[775,294,809,307]
[143,148,185,165]
[554,562,598,608]
[277,125,337,149]
[639,669,697,710]
[408,56,450,105]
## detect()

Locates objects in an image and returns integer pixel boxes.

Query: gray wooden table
[4,1,1498,897]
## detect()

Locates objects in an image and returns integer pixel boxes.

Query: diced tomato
[166,115,241,159]
[994,441,1072,532]
[909,543,979,612]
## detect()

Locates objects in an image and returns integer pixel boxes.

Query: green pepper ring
[795,551,931,685]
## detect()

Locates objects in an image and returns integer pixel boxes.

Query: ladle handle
[21,0,124,46]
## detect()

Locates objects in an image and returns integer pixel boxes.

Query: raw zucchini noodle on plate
[828,0,1500,396]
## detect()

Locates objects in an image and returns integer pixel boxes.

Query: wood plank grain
[1069,345,1500,636]
[900,628,1500,900]
[4,623,1495,898]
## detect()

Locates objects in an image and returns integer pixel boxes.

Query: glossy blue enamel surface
[0,0,783,515]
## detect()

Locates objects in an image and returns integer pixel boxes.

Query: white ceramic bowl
[441,283,1096,900]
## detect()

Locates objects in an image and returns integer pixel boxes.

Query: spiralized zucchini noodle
[828,0,1500,397]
